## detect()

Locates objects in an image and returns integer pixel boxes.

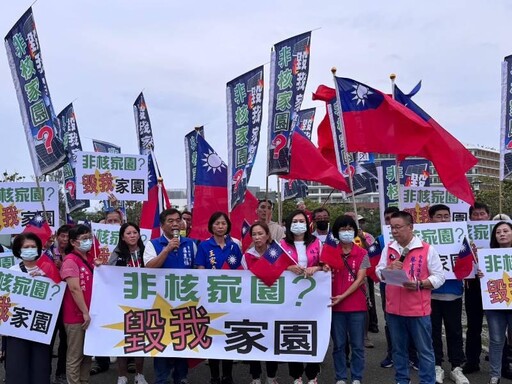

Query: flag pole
[277,177,282,225]
[499,180,503,214]
[331,67,358,217]
[390,73,402,210]
[35,175,49,223]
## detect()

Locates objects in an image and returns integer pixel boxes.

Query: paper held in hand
[381,269,410,287]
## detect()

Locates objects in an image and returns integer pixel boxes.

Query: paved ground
[0,288,508,383]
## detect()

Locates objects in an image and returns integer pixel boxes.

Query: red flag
[249,240,295,287]
[366,241,382,282]
[312,85,337,166]
[240,219,252,253]
[453,237,475,280]
[23,213,53,246]
[281,129,351,193]
[319,232,343,269]
[36,254,61,283]
[230,191,258,244]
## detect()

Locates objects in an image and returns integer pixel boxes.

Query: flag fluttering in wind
[319,232,342,269]
[249,240,295,287]
[393,85,477,205]
[366,240,382,282]
[280,129,351,193]
[453,237,475,280]
[333,76,433,157]
[23,212,52,246]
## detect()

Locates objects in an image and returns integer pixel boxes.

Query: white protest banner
[467,221,512,249]
[75,151,148,201]
[0,268,65,344]
[383,222,470,280]
[0,182,59,234]
[0,251,19,269]
[478,248,512,310]
[401,187,470,223]
[85,267,331,361]
[91,223,151,265]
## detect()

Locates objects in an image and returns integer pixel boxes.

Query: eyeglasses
[77,235,92,241]
[390,224,408,231]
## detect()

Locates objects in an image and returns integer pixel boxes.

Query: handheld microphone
[399,247,409,263]
[172,229,180,239]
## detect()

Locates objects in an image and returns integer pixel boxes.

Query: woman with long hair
[195,212,243,384]
[280,210,323,384]
[5,233,52,384]
[485,221,512,384]
[60,224,95,384]
[242,221,279,384]
[108,222,148,384]
[321,215,368,384]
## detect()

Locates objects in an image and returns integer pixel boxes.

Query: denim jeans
[387,313,435,384]
[154,357,188,384]
[485,310,512,378]
[331,311,366,381]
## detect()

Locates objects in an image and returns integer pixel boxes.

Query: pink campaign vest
[62,253,94,324]
[331,244,368,312]
[385,242,432,317]
[280,238,321,267]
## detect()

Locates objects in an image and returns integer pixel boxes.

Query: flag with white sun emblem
[320,232,343,269]
[227,66,264,212]
[249,240,295,286]
[267,32,312,176]
[220,239,243,270]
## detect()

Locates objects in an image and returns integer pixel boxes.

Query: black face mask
[315,220,329,231]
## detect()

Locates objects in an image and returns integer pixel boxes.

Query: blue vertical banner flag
[267,32,311,175]
[133,92,154,156]
[92,139,121,154]
[227,66,264,211]
[5,8,67,177]
[281,179,308,201]
[184,127,205,209]
[296,107,316,140]
[57,104,89,212]
[500,55,512,180]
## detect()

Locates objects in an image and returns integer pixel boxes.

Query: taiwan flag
[140,153,171,240]
[249,240,295,287]
[453,237,475,280]
[394,85,477,205]
[23,213,53,246]
[320,232,342,269]
[241,219,252,252]
[333,77,433,157]
[366,241,382,282]
[221,240,243,270]
[36,254,61,283]
[189,135,229,241]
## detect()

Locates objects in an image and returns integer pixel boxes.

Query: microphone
[399,247,409,263]
[172,229,180,239]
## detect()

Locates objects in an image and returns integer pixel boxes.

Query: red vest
[62,252,94,324]
[331,244,368,312]
[385,242,432,317]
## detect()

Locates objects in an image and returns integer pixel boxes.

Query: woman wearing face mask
[4,233,52,384]
[280,210,322,384]
[242,222,279,384]
[60,225,95,384]
[321,215,369,384]
[483,221,512,384]
[108,223,148,384]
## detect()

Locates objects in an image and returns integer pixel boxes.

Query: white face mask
[20,248,39,261]
[291,222,307,235]
[339,231,355,244]
[78,239,92,252]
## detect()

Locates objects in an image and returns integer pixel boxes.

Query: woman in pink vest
[60,224,95,384]
[321,215,369,384]
[280,210,323,384]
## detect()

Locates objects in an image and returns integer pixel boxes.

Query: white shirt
[375,235,445,289]
[143,234,173,266]
[294,241,308,267]
[312,230,328,244]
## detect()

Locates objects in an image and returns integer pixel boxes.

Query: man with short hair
[376,211,445,384]
[182,210,192,237]
[256,200,285,241]
[143,208,196,384]
[312,207,330,243]
[105,209,123,225]
[428,204,469,384]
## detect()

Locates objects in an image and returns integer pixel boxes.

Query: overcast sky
[1,1,510,190]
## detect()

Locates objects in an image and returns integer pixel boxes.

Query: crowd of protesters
[1,200,511,384]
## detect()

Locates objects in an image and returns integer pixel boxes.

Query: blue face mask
[291,222,307,235]
[78,239,92,252]
[338,231,355,244]
[20,248,39,261]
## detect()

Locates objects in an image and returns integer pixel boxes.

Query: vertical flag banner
[282,179,308,201]
[92,140,125,214]
[227,66,264,211]
[58,104,89,213]
[133,92,154,155]
[296,107,316,140]
[267,32,311,175]
[5,8,67,176]
[500,55,512,180]
[185,127,205,209]
[92,139,122,154]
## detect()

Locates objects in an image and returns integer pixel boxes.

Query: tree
[473,176,512,217]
